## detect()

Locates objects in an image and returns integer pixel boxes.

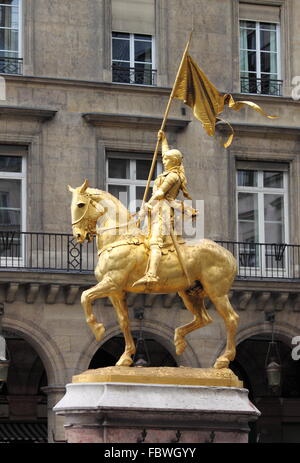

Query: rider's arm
[158,130,170,156]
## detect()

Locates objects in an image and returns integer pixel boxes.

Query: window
[0,0,22,74]
[0,153,26,261]
[112,32,156,85]
[237,168,289,276]
[106,155,162,213]
[240,20,281,96]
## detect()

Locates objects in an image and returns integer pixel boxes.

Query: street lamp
[265,312,281,390]
[133,308,150,368]
[0,303,9,388]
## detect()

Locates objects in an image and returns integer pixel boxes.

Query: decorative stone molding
[26,283,40,304]
[82,113,190,132]
[0,106,57,121]
[5,283,19,303]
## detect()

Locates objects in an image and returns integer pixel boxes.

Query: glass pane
[108,158,130,179]
[238,221,258,243]
[108,184,129,207]
[0,5,19,28]
[112,32,130,39]
[264,194,283,221]
[134,40,152,63]
[260,22,276,31]
[238,192,258,222]
[112,61,130,83]
[264,222,284,244]
[0,28,18,51]
[261,52,277,74]
[237,170,258,187]
[260,30,277,52]
[134,62,152,85]
[0,155,21,172]
[240,28,256,50]
[263,171,283,188]
[0,178,21,231]
[134,34,152,41]
[112,38,130,61]
[136,159,152,180]
[240,50,256,72]
[240,20,256,29]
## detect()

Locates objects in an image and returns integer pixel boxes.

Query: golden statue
[66,33,278,386]
[133,130,195,289]
[68,172,239,369]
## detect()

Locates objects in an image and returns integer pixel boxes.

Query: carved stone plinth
[54,367,260,443]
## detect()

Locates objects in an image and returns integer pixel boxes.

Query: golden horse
[69,180,239,369]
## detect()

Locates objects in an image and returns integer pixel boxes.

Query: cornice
[216,121,300,137]
[82,113,190,131]
[0,105,57,121]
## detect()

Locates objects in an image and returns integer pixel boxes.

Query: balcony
[0,57,23,75]
[112,65,157,86]
[0,232,299,281]
[218,241,300,280]
[240,76,283,97]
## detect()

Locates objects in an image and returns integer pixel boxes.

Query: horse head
[68,179,105,243]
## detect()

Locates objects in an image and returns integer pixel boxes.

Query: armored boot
[132,245,161,288]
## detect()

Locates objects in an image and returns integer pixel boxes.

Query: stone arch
[3,315,67,386]
[75,318,201,374]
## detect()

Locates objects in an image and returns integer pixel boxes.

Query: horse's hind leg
[210,294,239,369]
[109,292,136,367]
[175,290,213,355]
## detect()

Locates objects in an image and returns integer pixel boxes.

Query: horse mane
[86,187,140,234]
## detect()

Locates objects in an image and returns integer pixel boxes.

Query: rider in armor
[133,130,194,288]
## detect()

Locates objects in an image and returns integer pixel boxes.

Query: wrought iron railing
[0,231,96,273]
[240,76,283,96]
[0,57,23,75]
[217,241,300,280]
[0,232,299,279]
[112,65,157,86]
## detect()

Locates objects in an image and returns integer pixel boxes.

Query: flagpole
[141,31,193,205]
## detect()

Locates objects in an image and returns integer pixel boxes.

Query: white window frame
[112,32,156,86]
[106,155,162,214]
[239,20,281,94]
[236,169,289,277]
[0,0,22,58]
[0,153,26,266]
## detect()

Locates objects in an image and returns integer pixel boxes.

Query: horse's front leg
[81,275,116,341]
[110,292,136,367]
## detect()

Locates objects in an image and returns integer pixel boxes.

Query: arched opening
[231,333,300,443]
[0,329,48,443]
[89,332,177,369]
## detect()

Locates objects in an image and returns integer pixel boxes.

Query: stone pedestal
[54,367,260,443]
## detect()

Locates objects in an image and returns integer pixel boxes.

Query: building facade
[0,0,300,443]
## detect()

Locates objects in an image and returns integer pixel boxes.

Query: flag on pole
[172,53,278,148]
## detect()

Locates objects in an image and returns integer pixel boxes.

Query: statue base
[54,367,260,443]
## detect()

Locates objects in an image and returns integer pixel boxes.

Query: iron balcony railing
[217,241,300,280]
[0,232,299,279]
[240,76,283,97]
[112,64,157,86]
[0,57,23,75]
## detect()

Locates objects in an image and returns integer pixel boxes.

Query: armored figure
[133,130,193,288]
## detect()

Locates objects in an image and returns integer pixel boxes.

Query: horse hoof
[94,324,105,342]
[116,356,133,367]
[213,357,229,369]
